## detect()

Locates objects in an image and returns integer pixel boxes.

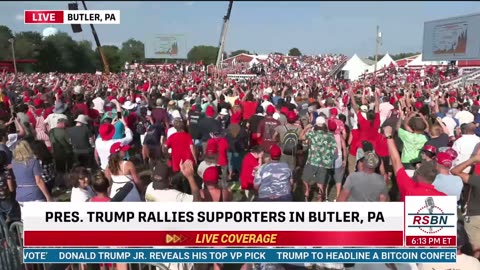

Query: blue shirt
[12,158,44,202]
[433,174,463,201]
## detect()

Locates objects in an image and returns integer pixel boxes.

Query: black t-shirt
[198,117,222,142]
[425,133,449,150]
[66,125,93,152]
[248,114,264,134]
[467,175,480,216]
[144,123,164,146]
[286,103,297,111]
[188,111,203,139]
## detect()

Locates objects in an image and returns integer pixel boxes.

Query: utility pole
[374,25,381,75]
[81,0,110,74]
[215,1,234,69]
[8,38,17,74]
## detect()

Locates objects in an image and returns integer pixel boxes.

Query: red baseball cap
[202,167,219,184]
[330,108,338,116]
[287,111,297,122]
[422,145,437,154]
[205,140,218,155]
[110,142,130,154]
[327,119,337,132]
[205,106,215,117]
[266,105,276,115]
[280,107,289,115]
[436,152,453,168]
[415,101,423,110]
[269,144,282,160]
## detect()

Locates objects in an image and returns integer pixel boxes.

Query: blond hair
[13,140,35,163]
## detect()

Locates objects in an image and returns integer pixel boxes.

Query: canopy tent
[248,57,260,68]
[406,54,448,67]
[342,54,372,81]
[376,53,397,69]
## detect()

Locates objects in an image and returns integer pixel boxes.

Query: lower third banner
[24,248,456,264]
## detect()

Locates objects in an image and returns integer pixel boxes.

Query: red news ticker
[24,10,64,24]
[406,236,457,247]
[24,231,403,247]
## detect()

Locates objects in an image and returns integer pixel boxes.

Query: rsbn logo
[407,197,455,234]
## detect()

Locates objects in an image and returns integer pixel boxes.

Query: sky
[1,1,479,58]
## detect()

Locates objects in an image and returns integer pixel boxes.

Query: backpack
[282,124,298,155]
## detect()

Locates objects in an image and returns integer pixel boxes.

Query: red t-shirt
[166,131,195,172]
[396,168,446,202]
[26,110,37,128]
[349,129,360,156]
[240,153,259,190]
[44,107,54,120]
[124,111,137,131]
[374,133,389,157]
[207,137,229,167]
[242,101,258,120]
[357,111,380,146]
[72,103,89,116]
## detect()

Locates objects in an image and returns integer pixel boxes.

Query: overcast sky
[1,1,479,57]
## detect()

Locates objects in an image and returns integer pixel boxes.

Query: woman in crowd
[104,142,142,201]
[12,140,53,204]
[30,140,56,193]
[69,166,95,203]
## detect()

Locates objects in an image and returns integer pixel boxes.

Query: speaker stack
[68,3,83,33]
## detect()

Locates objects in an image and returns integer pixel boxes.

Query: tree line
[0,25,417,73]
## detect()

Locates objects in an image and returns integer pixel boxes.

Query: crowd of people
[1,52,480,269]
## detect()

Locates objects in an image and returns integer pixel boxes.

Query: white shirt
[453,134,480,173]
[418,253,480,270]
[45,113,68,131]
[92,97,105,113]
[144,183,193,202]
[70,187,95,202]
[95,127,133,170]
[261,101,274,112]
[167,127,177,139]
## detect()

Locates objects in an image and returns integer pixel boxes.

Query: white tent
[377,53,397,69]
[342,54,372,81]
[248,57,260,68]
[407,54,448,67]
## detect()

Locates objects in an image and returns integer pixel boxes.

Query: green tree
[14,31,43,60]
[187,45,220,65]
[120,38,145,64]
[0,25,14,60]
[391,52,420,60]
[37,32,80,72]
[75,40,97,73]
[288,48,302,56]
[98,45,122,73]
[229,49,250,58]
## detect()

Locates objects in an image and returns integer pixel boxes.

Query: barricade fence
[0,218,199,270]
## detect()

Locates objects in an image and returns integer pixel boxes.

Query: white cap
[316,116,326,126]
[360,105,368,113]
[220,108,229,115]
[135,97,142,103]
